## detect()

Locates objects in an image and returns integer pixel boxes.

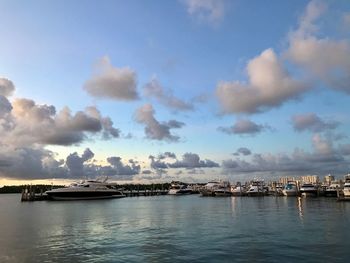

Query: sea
[0,194,349,263]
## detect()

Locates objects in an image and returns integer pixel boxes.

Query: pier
[20,185,169,201]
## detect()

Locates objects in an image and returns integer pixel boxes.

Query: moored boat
[45,180,125,201]
[299,183,318,197]
[214,181,231,196]
[200,180,221,196]
[230,184,246,196]
[168,181,193,195]
[325,182,341,197]
[246,180,267,196]
[282,182,298,196]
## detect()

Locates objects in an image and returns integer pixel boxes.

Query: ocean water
[0,194,349,263]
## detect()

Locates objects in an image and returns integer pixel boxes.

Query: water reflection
[297,197,304,224]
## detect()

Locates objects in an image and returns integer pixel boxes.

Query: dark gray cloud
[0,78,15,97]
[144,78,194,111]
[158,152,177,159]
[64,150,141,180]
[233,147,252,156]
[168,153,219,169]
[222,134,350,177]
[149,155,168,169]
[0,146,67,180]
[292,113,338,132]
[84,56,139,101]
[148,152,219,176]
[106,157,140,176]
[135,104,185,142]
[66,148,94,178]
[0,96,12,117]
[338,144,350,156]
[218,119,268,135]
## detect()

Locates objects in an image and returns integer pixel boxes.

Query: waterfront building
[279,177,296,185]
[324,174,335,185]
[301,175,319,184]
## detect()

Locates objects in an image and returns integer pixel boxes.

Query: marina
[18,174,350,202]
[2,193,350,262]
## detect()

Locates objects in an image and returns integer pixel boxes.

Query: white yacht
[168,181,193,195]
[200,180,221,196]
[45,180,125,201]
[230,184,246,196]
[299,183,318,197]
[325,182,341,197]
[343,182,350,199]
[247,180,267,196]
[282,182,298,196]
[214,181,231,196]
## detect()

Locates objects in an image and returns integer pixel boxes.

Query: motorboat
[299,183,318,197]
[200,180,221,196]
[246,180,267,196]
[168,181,193,195]
[214,181,231,197]
[325,182,341,197]
[230,184,246,196]
[282,182,298,196]
[343,182,350,199]
[45,179,125,201]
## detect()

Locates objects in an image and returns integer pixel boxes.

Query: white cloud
[143,78,194,111]
[84,56,139,101]
[216,49,308,114]
[286,0,350,94]
[218,119,268,136]
[0,78,15,97]
[291,113,338,132]
[181,0,226,24]
[135,104,185,142]
[4,98,120,147]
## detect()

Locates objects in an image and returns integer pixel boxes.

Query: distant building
[324,174,335,185]
[301,175,319,184]
[279,177,296,185]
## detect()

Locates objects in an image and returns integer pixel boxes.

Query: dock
[21,185,169,202]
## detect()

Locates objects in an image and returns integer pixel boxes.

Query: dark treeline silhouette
[0,185,64,194]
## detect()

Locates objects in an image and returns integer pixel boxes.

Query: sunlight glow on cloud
[216,49,308,114]
[84,56,139,101]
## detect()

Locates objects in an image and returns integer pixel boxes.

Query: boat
[246,180,267,196]
[45,179,125,201]
[214,181,231,196]
[299,183,318,197]
[200,180,221,196]
[325,182,341,197]
[282,182,298,196]
[230,184,246,196]
[168,181,193,195]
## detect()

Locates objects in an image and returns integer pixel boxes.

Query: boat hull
[325,190,338,197]
[200,189,216,196]
[214,191,231,197]
[168,189,192,195]
[46,190,125,201]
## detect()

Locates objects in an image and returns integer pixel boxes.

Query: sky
[1,0,350,185]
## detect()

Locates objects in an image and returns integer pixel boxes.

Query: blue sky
[1,0,350,184]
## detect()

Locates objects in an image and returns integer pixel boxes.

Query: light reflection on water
[0,194,349,262]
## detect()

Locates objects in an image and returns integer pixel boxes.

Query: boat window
[84,185,89,187]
